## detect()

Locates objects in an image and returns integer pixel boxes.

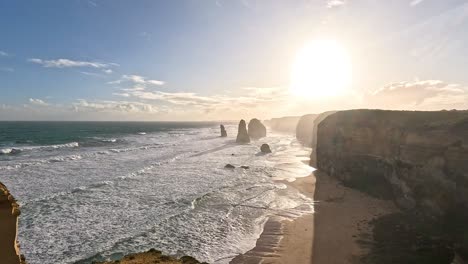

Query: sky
[1,0,468,121]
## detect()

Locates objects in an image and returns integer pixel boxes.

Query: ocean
[0,121,314,264]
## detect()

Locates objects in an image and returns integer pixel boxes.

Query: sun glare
[290,39,352,98]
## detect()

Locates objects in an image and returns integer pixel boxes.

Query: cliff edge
[315,109,468,259]
[0,182,24,264]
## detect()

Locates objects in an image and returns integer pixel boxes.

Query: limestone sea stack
[260,143,272,153]
[236,119,250,143]
[247,118,266,139]
[220,124,227,137]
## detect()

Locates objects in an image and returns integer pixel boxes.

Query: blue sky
[1,0,468,120]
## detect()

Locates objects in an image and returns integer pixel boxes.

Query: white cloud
[29,98,49,106]
[109,74,165,86]
[410,0,425,7]
[72,99,159,114]
[103,69,113,74]
[0,51,8,57]
[369,80,468,110]
[28,58,118,69]
[327,0,346,8]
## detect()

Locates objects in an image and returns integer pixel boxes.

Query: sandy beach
[231,167,397,264]
[0,183,20,264]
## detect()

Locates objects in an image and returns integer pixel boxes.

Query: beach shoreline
[231,167,398,264]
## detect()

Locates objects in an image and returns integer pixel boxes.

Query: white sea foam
[1,125,314,264]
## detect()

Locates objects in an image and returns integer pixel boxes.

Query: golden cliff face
[315,110,468,212]
[0,182,26,264]
[314,109,468,257]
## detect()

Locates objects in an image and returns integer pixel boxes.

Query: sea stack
[260,143,272,153]
[220,125,227,137]
[247,118,266,139]
[236,120,250,143]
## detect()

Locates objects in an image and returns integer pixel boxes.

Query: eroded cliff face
[295,114,317,147]
[0,182,25,264]
[315,109,468,257]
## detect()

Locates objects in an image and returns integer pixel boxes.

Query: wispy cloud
[0,67,14,72]
[109,74,165,86]
[28,58,118,69]
[369,80,468,110]
[327,0,346,8]
[410,0,425,7]
[0,51,9,57]
[72,99,159,113]
[29,98,49,106]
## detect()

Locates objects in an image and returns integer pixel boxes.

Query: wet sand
[0,183,20,264]
[231,169,397,264]
[230,175,315,264]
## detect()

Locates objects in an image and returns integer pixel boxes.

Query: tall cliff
[309,111,336,166]
[315,109,468,257]
[0,182,24,264]
[295,114,317,147]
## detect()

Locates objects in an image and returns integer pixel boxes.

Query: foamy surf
[0,123,314,264]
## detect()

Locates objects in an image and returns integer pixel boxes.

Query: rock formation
[0,182,25,264]
[260,144,272,153]
[309,111,337,166]
[247,118,266,139]
[236,120,250,143]
[224,164,235,169]
[295,114,318,146]
[264,116,301,133]
[95,248,206,264]
[315,109,468,257]
[220,125,227,137]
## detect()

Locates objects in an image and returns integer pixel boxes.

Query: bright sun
[290,39,351,97]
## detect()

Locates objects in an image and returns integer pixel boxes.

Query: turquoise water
[0,121,216,147]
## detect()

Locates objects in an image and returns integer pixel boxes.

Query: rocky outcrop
[260,144,272,153]
[315,109,468,258]
[295,114,317,146]
[264,116,301,133]
[0,182,25,264]
[247,119,266,139]
[95,248,206,264]
[236,120,250,143]
[220,125,227,137]
[224,164,235,169]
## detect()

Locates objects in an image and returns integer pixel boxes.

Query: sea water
[0,122,313,264]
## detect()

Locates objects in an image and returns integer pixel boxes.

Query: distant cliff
[315,109,468,258]
[295,114,317,147]
[265,116,300,133]
[309,111,336,166]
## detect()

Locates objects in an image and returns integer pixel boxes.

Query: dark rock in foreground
[315,109,468,259]
[220,124,227,137]
[240,165,249,169]
[247,118,266,139]
[236,119,250,143]
[224,164,235,169]
[260,144,272,153]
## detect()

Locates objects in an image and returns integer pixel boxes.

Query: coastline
[232,168,398,264]
[0,183,21,264]
[230,175,315,264]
